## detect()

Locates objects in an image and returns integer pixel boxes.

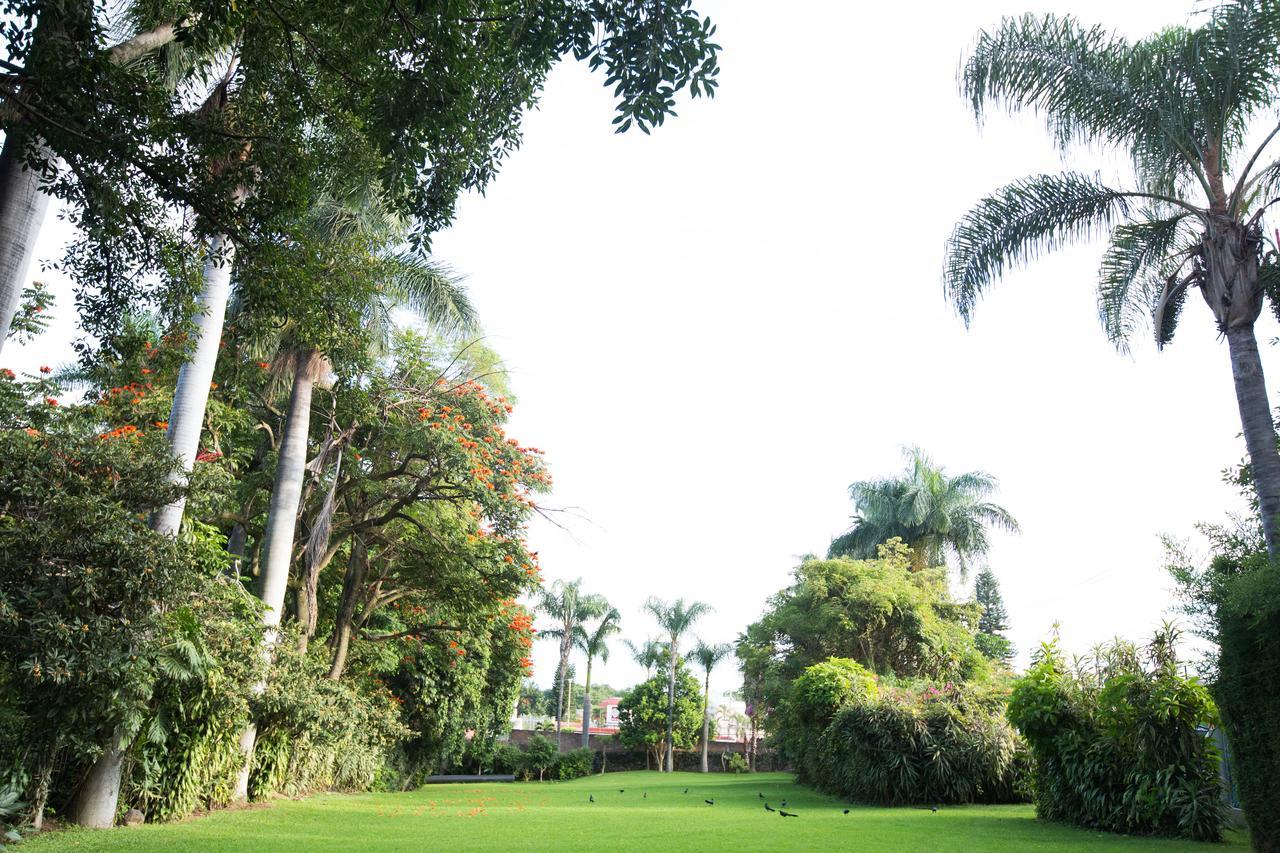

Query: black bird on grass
[931,806,938,813]
[683,788,689,794]
[589,795,594,803]
[779,810,798,818]
[764,803,776,812]
[704,799,715,806]
[843,809,850,815]
[758,792,764,799]
[619,789,625,794]
[643,792,647,799]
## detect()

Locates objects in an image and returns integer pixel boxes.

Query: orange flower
[39,365,51,374]
[257,361,269,369]
[209,381,218,390]
[141,368,152,375]
[154,421,168,429]
[44,397,58,406]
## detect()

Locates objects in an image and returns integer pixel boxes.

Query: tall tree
[828,447,1019,576]
[538,579,606,748]
[687,640,732,773]
[576,607,621,748]
[943,3,1280,560]
[973,567,1014,665]
[643,597,711,772]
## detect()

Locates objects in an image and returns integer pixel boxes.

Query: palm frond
[379,251,478,335]
[1097,210,1192,349]
[963,14,1201,188]
[944,172,1137,323]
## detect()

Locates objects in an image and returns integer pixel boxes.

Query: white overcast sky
[7,1,1271,702]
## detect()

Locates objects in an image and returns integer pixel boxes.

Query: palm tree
[229,193,474,799]
[576,607,621,748]
[539,579,606,748]
[944,4,1280,560]
[623,637,664,678]
[644,597,712,772]
[687,640,732,773]
[828,447,1018,576]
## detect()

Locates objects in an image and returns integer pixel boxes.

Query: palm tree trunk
[700,671,711,773]
[555,641,569,750]
[1226,325,1280,560]
[232,352,316,800]
[66,735,125,828]
[151,233,238,535]
[581,657,593,749]
[0,131,52,357]
[665,639,676,773]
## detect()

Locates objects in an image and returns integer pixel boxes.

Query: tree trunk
[328,536,368,679]
[232,352,316,799]
[27,747,55,830]
[665,638,676,773]
[700,671,711,773]
[77,234,235,814]
[151,233,238,535]
[581,658,593,749]
[66,736,125,828]
[1226,326,1280,559]
[0,131,53,356]
[554,639,569,750]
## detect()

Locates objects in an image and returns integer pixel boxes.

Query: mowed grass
[25,771,1249,852]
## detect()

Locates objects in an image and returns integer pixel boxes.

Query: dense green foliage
[738,540,990,740]
[778,659,1025,806]
[19,772,1249,853]
[0,370,262,823]
[0,329,544,821]
[1169,514,1280,851]
[1006,631,1223,841]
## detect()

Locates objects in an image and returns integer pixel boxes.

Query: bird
[643,792,647,799]
[758,793,764,799]
[780,801,787,808]
[764,803,776,812]
[931,806,938,813]
[704,799,715,806]
[780,810,799,818]
[589,795,594,803]
[843,809,850,815]
[619,789,625,794]
[683,788,689,794]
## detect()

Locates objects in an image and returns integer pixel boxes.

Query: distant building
[600,696,621,728]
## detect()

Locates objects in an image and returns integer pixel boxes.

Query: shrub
[522,735,557,781]
[810,680,1025,805]
[726,752,749,774]
[781,658,878,780]
[1168,520,1280,849]
[248,634,409,799]
[1006,630,1223,841]
[553,748,593,780]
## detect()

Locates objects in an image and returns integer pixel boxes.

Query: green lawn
[24,771,1249,852]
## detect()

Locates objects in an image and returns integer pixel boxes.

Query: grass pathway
[25,771,1248,852]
